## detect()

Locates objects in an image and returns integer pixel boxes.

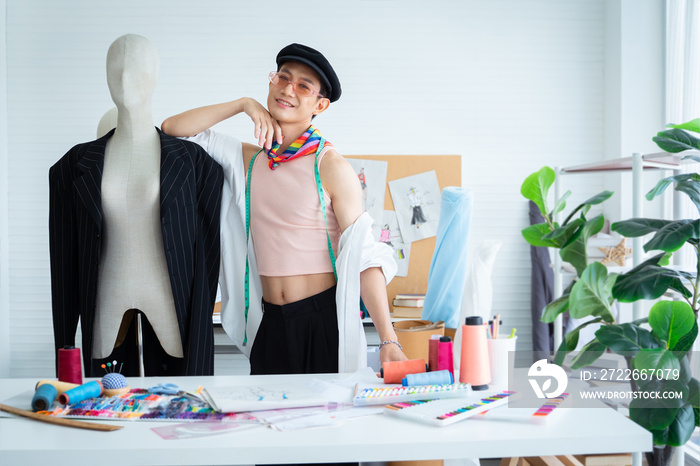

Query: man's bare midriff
[260,272,337,305]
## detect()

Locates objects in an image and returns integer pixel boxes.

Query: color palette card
[353,383,473,406]
[384,390,515,426]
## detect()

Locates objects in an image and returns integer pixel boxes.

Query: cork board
[345,155,462,308]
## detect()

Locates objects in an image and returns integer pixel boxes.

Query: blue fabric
[421,187,473,328]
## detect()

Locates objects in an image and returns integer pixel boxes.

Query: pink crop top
[249,147,341,276]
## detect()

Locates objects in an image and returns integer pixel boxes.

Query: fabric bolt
[529,200,554,354]
[49,128,223,376]
[265,125,332,169]
[250,286,339,375]
[421,187,473,329]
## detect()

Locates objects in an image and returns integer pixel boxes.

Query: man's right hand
[242,97,283,151]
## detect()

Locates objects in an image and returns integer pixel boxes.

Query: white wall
[3,0,629,377]
[0,0,10,378]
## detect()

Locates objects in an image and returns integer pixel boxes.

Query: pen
[509,328,516,338]
[493,314,500,339]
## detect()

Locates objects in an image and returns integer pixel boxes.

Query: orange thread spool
[381,359,427,384]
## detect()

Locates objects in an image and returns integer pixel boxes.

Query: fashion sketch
[388,170,440,243]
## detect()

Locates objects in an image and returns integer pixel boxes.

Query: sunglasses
[268,71,324,98]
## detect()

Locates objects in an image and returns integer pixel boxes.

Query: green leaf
[648,301,695,350]
[521,167,555,217]
[675,178,700,215]
[568,262,615,322]
[645,173,700,201]
[562,190,614,225]
[673,320,698,357]
[550,190,572,217]
[560,214,605,277]
[611,218,676,238]
[522,223,557,247]
[630,397,678,432]
[570,338,606,370]
[632,348,681,375]
[595,323,661,356]
[541,293,570,323]
[612,253,692,302]
[656,405,695,446]
[653,128,700,153]
[542,217,585,248]
[689,378,700,410]
[682,154,700,164]
[668,118,700,133]
[644,219,700,253]
[552,315,602,366]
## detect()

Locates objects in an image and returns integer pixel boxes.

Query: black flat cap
[276,43,341,102]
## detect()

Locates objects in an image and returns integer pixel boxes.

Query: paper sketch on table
[372,210,411,277]
[346,158,388,226]
[388,171,440,243]
[201,384,329,413]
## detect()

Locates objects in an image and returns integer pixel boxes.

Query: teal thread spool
[31,383,58,411]
[58,380,103,405]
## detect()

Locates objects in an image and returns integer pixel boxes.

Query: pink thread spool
[57,346,82,385]
[459,316,491,390]
[437,336,454,379]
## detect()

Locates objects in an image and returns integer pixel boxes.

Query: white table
[0,374,651,465]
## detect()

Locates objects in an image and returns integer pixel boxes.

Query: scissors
[148,383,180,395]
[148,383,210,406]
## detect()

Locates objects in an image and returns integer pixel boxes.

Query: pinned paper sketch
[346,158,388,226]
[372,210,411,277]
[389,171,440,243]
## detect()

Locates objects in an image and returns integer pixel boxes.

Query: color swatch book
[44,389,250,422]
[384,390,515,426]
[353,383,473,406]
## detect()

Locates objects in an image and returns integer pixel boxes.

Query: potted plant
[521,117,700,466]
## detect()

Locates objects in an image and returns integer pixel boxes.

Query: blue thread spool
[58,380,103,405]
[402,369,453,386]
[31,383,58,412]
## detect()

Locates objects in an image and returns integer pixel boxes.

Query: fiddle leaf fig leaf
[550,190,572,217]
[668,119,700,133]
[568,262,615,322]
[653,128,700,153]
[522,223,557,247]
[560,214,604,277]
[570,338,606,370]
[595,323,661,356]
[611,218,675,238]
[644,219,700,253]
[521,167,555,218]
[648,301,695,350]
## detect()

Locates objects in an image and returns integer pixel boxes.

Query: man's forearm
[161,98,248,137]
[360,267,398,342]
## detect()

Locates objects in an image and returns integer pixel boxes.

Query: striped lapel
[73,131,111,231]
[158,128,192,218]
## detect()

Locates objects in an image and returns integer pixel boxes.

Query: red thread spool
[57,347,82,385]
[381,359,427,384]
[437,336,454,378]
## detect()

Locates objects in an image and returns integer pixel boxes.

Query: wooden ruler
[0,403,123,431]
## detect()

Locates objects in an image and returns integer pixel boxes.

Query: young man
[162,43,406,374]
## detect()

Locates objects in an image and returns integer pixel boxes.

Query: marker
[509,328,516,339]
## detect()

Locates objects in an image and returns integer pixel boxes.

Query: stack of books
[391,293,425,318]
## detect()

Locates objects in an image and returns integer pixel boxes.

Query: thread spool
[31,383,58,412]
[380,359,428,384]
[437,336,454,378]
[459,316,491,390]
[58,380,103,405]
[57,346,82,385]
[35,379,80,395]
[428,335,441,372]
[402,369,453,386]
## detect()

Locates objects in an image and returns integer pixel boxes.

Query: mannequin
[93,34,183,363]
[49,34,223,377]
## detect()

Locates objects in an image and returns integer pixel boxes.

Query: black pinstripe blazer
[49,128,223,376]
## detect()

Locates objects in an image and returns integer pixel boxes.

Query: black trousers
[90,310,184,377]
[250,286,339,375]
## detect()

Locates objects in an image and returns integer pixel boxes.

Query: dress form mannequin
[93,34,183,362]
